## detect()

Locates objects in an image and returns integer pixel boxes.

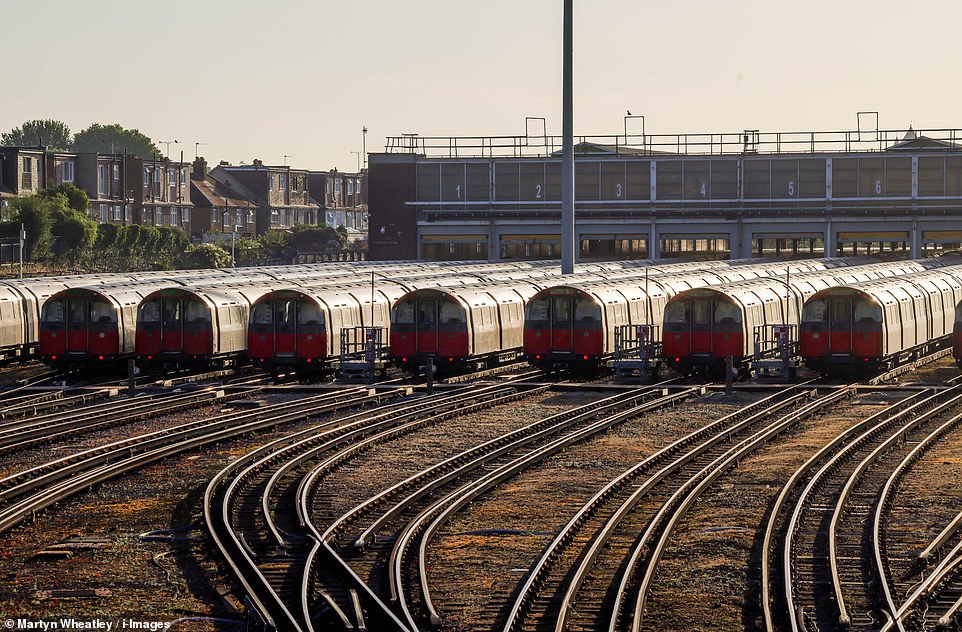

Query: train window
[90,300,116,324]
[854,301,882,323]
[139,300,160,323]
[802,299,829,322]
[574,299,601,322]
[392,302,415,324]
[831,298,852,322]
[664,300,689,323]
[163,299,181,322]
[186,300,211,323]
[252,303,273,324]
[43,299,65,323]
[956,302,962,324]
[298,302,323,325]
[551,297,571,324]
[68,299,86,324]
[692,300,711,326]
[417,303,436,330]
[714,301,741,324]
[439,301,466,324]
[526,298,549,322]
[276,301,295,326]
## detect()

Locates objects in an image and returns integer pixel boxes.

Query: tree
[9,196,55,261]
[2,119,72,151]
[50,208,97,265]
[73,123,160,159]
[182,243,233,269]
[38,183,89,214]
[289,224,346,253]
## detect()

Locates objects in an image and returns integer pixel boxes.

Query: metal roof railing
[384,127,962,159]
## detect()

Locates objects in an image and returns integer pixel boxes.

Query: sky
[2,0,961,171]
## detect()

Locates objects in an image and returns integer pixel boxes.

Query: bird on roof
[627,110,632,115]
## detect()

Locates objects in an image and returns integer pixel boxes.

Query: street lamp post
[362,127,368,169]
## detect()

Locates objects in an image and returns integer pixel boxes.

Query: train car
[136,281,281,367]
[522,258,863,371]
[247,283,410,370]
[665,260,950,375]
[39,281,186,368]
[390,283,544,374]
[803,266,962,373]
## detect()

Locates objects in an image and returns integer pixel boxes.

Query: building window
[154,209,163,226]
[113,164,120,180]
[247,208,255,224]
[347,178,355,195]
[60,162,75,182]
[171,208,179,226]
[99,204,108,223]
[23,158,32,173]
[269,174,275,190]
[99,165,109,196]
[271,209,279,224]
[279,209,287,226]
[144,170,150,186]
[279,174,287,191]
[334,178,342,194]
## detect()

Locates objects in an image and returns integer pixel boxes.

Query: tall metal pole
[561,0,575,274]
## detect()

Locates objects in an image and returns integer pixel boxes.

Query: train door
[41,298,68,355]
[162,298,183,353]
[416,300,439,355]
[275,299,297,356]
[829,296,853,354]
[67,297,88,352]
[550,296,574,353]
[690,298,713,354]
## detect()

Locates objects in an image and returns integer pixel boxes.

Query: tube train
[37,258,694,369]
[392,258,860,375]
[802,266,962,373]
[35,260,588,368]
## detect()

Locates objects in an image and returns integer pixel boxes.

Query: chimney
[252,159,263,167]
[192,156,208,180]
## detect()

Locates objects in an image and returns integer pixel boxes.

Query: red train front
[523,287,604,369]
[800,288,883,372]
[136,289,214,365]
[662,289,744,375]
[247,290,327,369]
[39,288,125,366]
[390,289,470,373]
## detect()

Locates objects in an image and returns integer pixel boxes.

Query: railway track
[205,379,544,631]
[0,384,394,535]
[762,375,962,631]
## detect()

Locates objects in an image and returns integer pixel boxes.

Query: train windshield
[664,300,689,324]
[854,300,882,323]
[574,299,601,323]
[275,301,296,326]
[186,300,210,323]
[803,298,828,323]
[439,301,465,325]
[42,299,65,323]
[298,302,323,325]
[525,298,549,323]
[714,300,741,324]
[139,300,161,323]
[90,300,115,324]
[392,302,414,325]
[252,303,273,324]
[692,300,712,326]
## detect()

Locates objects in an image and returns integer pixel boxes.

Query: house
[0,147,46,217]
[189,157,257,238]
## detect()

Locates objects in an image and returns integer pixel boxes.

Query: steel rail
[872,410,962,630]
[345,386,668,553]
[874,409,962,631]
[829,390,962,631]
[499,384,811,632]
[400,388,699,630]
[759,389,928,631]
[619,388,851,632]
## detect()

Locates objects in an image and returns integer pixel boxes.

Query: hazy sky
[3,0,960,170]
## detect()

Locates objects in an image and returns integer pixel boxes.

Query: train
[801,266,962,373]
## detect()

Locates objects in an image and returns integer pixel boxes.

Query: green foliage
[50,207,97,265]
[2,119,71,151]
[9,196,55,260]
[73,123,160,159]
[230,237,262,267]
[257,230,295,262]
[289,224,346,253]
[182,242,233,269]
[38,183,89,214]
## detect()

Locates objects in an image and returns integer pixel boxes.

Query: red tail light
[306,358,312,363]
[51,355,57,360]
[98,355,104,361]
[402,357,407,362]
[583,355,588,360]
[535,354,541,360]
[147,355,152,360]
[448,357,454,362]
